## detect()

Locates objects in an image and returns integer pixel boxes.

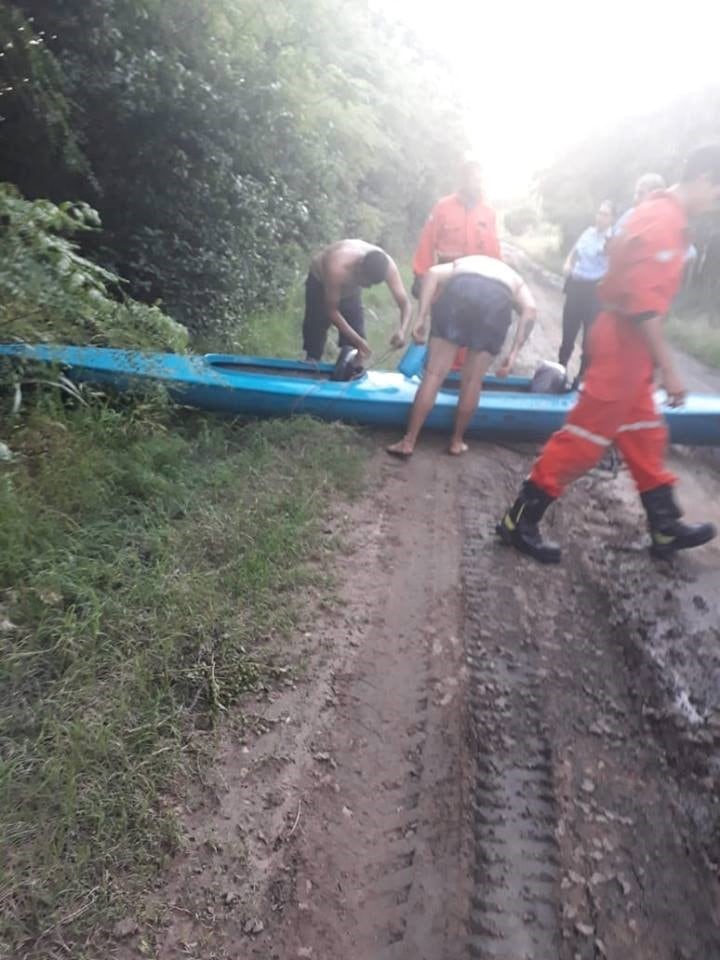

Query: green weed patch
[666,309,720,369]
[0,392,365,957]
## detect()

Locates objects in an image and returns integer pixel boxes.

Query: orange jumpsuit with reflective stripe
[531,192,687,499]
[413,194,501,369]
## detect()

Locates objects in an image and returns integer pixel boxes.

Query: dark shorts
[430,274,513,355]
[302,273,365,361]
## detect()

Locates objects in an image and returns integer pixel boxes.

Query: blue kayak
[1,342,720,446]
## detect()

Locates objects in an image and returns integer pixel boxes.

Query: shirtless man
[386,255,536,457]
[303,239,411,364]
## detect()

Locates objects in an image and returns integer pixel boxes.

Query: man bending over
[386,255,536,458]
[303,240,411,364]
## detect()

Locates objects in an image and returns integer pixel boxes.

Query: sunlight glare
[378,0,720,198]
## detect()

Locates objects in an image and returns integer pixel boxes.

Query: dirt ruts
[261,451,473,960]
[112,263,720,960]
[462,449,720,959]
[464,486,561,959]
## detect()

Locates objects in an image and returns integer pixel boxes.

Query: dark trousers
[559,277,600,374]
[302,273,365,361]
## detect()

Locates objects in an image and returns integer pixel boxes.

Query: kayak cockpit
[206,359,333,380]
[204,348,368,383]
[441,373,535,393]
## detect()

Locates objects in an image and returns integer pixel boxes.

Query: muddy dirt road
[117,269,720,960]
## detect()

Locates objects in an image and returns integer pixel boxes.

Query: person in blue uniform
[559,200,615,379]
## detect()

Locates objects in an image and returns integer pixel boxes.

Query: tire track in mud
[240,447,474,960]
[464,477,562,960]
[326,451,473,960]
[461,449,720,960]
[138,357,720,960]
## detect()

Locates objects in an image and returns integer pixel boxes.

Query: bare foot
[386,440,414,459]
[448,442,469,456]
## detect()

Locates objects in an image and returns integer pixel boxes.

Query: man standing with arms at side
[497,145,720,564]
[412,158,502,367]
[413,158,502,284]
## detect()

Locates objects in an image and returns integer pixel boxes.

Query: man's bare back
[449,255,527,297]
[310,239,379,296]
[302,239,411,362]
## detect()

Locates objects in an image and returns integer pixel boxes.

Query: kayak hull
[2,344,720,446]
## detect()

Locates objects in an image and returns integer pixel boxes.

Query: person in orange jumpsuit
[412,158,501,369]
[497,144,720,564]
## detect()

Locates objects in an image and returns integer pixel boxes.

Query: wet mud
[114,261,720,960]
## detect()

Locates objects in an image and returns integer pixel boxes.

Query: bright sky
[381,0,720,200]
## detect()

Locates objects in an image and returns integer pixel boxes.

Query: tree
[0,183,187,349]
[2,0,469,339]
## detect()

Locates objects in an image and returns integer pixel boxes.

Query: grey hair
[635,172,666,198]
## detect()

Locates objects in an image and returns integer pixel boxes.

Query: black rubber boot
[496,480,562,564]
[640,485,716,559]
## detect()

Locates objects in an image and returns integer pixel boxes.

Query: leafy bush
[0,183,188,350]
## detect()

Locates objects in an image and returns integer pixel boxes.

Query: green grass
[666,308,720,368]
[0,387,366,958]
[198,263,415,371]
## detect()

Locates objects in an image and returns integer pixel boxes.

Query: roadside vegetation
[504,216,565,276]
[0,181,387,953]
[0,184,186,351]
[0,118,370,960]
[665,309,720,368]
[1,1,446,951]
[0,0,466,341]
[0,385,365,957]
